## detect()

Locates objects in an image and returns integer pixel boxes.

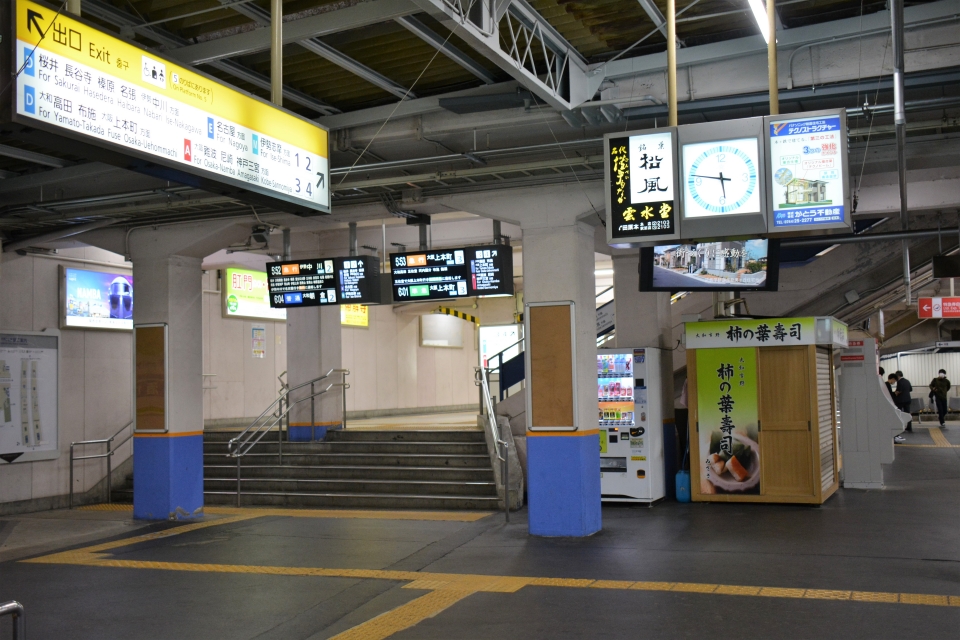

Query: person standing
[929,369,951,428]
[894,371,913,432]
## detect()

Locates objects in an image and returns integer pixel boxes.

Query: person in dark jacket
[894,371,913,432]
[929,369,951,428]
[881,367,896,402]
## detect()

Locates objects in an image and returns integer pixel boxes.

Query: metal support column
[493,220,502,245]
[666,0,677,126]
[282,228,291,260]
[891,0,910,304]
[768,0,779,115]
[271,0,282,105]
[67,0,81,16]
[349,222,358,257]
[419,224,428,251]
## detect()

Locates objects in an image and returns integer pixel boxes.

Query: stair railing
[475,366,510,523]
[228,373,337,507]
[0,600,24,639]
[69,420,134,509]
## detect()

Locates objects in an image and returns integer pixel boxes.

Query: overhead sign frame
[764,108,851,233]
[604,127,680,246]
[9,0,330,216]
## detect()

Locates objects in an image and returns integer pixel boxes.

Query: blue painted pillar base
[527,432,602,537]
[133,434,204,520]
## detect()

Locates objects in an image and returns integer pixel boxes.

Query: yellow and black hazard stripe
[436,307,479,326]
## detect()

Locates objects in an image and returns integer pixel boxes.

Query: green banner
[697,347,760,495]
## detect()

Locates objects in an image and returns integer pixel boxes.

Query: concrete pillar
[612,253,675,423]
[286,306,343,440]
[522,221,601,537]
[131,254,204,520]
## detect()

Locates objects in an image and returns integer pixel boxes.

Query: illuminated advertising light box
[678,117,768,239]
[640,239,780,292]
[223,267,286,321]
[604,128,680,246]
[13,0,329,215]
[390,245,513,302]
[765,109,851,232]
[60,266,133,330]
[341,304,369,327]
[266,256,381,308]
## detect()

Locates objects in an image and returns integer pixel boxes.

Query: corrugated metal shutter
[878,352,960,402]
[817,347,836,492]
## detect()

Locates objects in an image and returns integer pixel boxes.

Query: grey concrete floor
[1,428,958,640]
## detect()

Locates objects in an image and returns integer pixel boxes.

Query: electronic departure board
[390,245,513,302]
[266,256,381,308]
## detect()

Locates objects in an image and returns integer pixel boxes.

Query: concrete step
[324,430,484,443]
[203,440,488,455]
[203,490,498,510]
[203,464,494,482]
[204,452,492,467]
[204,477,497,496]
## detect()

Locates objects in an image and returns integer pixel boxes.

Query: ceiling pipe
[891,0,912,306]
[2,217,122,253]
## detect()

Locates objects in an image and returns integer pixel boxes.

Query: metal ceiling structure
[0,0,957,245]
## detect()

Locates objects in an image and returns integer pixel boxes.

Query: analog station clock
[682,138,761,218]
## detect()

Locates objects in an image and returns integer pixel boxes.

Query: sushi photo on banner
[697,347,760,495]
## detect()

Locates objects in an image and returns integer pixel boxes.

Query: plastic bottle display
[597,353,635,426]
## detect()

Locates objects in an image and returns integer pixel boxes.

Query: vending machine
[598,348,665,503]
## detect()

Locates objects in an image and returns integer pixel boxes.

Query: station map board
[13,0,329,214]
[604,129,680,245]
[390,245,514,302]
[266,256,381,308]
[0,332,59,463]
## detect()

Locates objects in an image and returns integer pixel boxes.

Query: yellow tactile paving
[929,427,953,448]
[19,511,960,640]
[76,503,493,522]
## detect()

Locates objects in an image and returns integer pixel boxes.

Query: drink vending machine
[598,348,666,503]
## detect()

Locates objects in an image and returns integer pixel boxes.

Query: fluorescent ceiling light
[748,0,770,44]
[595,269,614,276]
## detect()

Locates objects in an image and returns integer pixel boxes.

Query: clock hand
[718,171,730,198]
[690,174,725,181]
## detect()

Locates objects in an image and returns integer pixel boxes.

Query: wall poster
[0,332,60,463]
[696,347,759,495]
[251,325,266,358]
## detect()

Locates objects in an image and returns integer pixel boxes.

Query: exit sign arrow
[26,9,44,34]
[918,297,960,318]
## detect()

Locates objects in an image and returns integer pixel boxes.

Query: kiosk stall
[686,317,846,504]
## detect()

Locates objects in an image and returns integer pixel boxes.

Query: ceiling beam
[395,15,498,84]
[82,0,340,115]
[411,0,601,111]
[635,0,668,39]
[0,144,70,168]
[167,0,419,65]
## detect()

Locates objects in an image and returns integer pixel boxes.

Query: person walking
[894,371,913,432]
[928,369,951,428]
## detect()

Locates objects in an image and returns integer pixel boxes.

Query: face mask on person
[939,373,946,378]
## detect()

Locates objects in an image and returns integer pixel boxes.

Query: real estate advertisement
[697,347,760,495]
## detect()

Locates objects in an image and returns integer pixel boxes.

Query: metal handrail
[475,366,510,523]
[0,600,24,639]
[485,337,525,374]
[69,420,133,509]
[230,384,334,507]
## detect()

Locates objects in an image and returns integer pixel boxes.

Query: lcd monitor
[640,239,780,292]
[61,266,133,330]
[390,245,513,302]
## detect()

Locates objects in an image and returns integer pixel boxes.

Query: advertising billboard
[766,110,850,231]
[640,240,780,292]
[223,268,286,321]
[390,245,513,302]
[13,0,329,214]
[341,304,369,327]
[61,266,133,330]
[605,129,680,244]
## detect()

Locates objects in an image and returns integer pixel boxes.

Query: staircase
[202,429,499,509]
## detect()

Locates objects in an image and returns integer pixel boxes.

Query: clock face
[682,138,760,218]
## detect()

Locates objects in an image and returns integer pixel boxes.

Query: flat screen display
[390,245,513,302]
[266,256,381,308]
[61,266,133,330]
[640,239,779,292]
[224,267,286,320]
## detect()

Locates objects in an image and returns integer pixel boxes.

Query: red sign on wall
[918,297,960,318]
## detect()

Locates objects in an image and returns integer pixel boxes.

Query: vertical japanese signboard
[696,347,760,495]
[604,129,679,245]
[13,0,330,214]
[765,109,851,231]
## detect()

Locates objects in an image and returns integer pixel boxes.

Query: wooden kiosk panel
[687,318,843,505]
[525,303,577,430]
